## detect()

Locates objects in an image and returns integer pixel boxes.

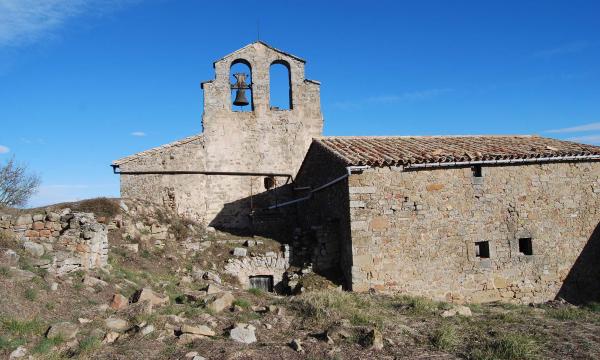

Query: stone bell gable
[201,41,323,174]
[113,42,323,229]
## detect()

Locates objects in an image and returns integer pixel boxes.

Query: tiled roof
[314,135,600,167]
[112,134,204,166]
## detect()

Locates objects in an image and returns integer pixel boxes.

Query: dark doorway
[249,275,274,292]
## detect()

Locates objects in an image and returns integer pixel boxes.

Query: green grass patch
[233,298,251,309]
[471,333,539,360]
[546,307,585,321]
[0,335,26,351]
[584,302,600,313]
[1,317,45,336]
[430,324,459,351]
[393,295,448,315]
[0,266,10,277]
[248,287,264,296]
[24,288,37,301]
[32,335,64,354]
[76,335,101,354]
[290,290,385,328]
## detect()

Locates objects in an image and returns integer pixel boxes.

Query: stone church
[113,42,600,304]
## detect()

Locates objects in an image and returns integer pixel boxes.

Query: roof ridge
[318,134,535,139]
[112,133,204,166]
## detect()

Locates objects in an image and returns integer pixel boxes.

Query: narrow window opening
[249,275,273,292]
[269,61,291,110]
[475,241,490,259]
[264,176,276,190]
[230,60,253,112]
[472,165,483,178]
[518,238,533,255]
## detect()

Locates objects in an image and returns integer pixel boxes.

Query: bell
[233,89,249,106]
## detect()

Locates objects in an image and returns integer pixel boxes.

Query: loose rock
[229,323,257,344]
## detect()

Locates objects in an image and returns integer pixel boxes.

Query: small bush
[471,333,539,360]
[431,324,459,351]
[24,288,37,301]
[0,229,16,247]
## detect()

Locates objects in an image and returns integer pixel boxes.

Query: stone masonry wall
[348,162,600,304]
[0,209,108,275]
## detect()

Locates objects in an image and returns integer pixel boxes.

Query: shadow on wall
[557,221,600,304]
[208,183,295,241]
[209,183,348,289]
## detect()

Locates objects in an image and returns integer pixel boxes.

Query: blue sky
[0,0,599,207]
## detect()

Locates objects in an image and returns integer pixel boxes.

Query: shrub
[584,302,600,313]
[0,156,40,207]
[471,333,539,360]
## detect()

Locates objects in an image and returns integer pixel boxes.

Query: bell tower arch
[199,41,323,228]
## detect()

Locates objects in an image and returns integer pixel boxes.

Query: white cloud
[567,135,600,145]
[533,41,593,58]
[0,145,9,153]
[0,0,137,48]
[546,122,600,133]
[332,88,453,110]
[131,131,146,137]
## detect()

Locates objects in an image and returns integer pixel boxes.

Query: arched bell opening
[269,60,292,110]
[230,59,253,112]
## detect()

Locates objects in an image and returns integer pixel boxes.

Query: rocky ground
[0,198,599,359]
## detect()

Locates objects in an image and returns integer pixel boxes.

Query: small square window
[475,241,490,258]
[472,165,483,178]
[518,238,533,255]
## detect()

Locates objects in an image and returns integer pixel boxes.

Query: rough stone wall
[224,247,290,290]
[118,42,323,230]
[119,136,209,223]
[348,162,600,304]
[294,144,352,285]
[0,209,108,275]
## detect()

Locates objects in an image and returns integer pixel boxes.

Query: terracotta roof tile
[315,135,600,167]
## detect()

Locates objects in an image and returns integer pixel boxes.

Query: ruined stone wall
[0,209,108,275]
[294,144,352,286]
[348,162,600,304]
